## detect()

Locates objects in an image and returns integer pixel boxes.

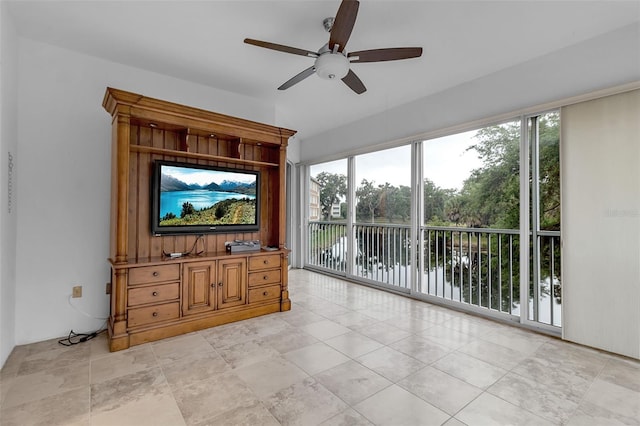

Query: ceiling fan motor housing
[314,53,349,80]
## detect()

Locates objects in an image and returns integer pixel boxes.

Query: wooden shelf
[130,145,279,168]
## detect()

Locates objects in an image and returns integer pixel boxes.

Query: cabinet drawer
[129,264,180,285]
[128,283,179,307]
[248,284,281,304]
[128,302,180,328]
[248,269,281,287]
[248,254,280,271]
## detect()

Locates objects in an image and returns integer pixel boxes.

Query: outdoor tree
[315,171,346,220]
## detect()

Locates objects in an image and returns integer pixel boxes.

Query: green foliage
[180,202,195,218]
[315,171,347,221]
[162,212,176,221]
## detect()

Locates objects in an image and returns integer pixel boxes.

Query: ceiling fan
[244,0,422,94]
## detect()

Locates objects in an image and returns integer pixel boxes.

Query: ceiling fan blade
[278,66,316,90]
[244,38,318,58]
[329,0,359,53]
[342,69,366,94]
[348,47,423,63]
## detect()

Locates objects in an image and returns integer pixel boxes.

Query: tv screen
[151,160,260,235]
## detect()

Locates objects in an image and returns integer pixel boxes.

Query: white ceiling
[6,0,640,139]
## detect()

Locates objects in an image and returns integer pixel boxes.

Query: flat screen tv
[151,160,260,235]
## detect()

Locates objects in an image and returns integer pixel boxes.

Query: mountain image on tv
[158,167,257,227]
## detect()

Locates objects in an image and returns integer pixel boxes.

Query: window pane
[421,121,521,314]
[354,146,411,224]
[310,160,347,222]
[538,112,560,231]
[308,160,348,272]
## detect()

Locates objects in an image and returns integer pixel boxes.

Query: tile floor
[1,269,639,425]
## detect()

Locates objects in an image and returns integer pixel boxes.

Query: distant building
[331,202,341,218]
[309,176,320,221]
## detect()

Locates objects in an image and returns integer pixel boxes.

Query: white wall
[14,38,276,345]
[300,23,640,163]
[562,90,640,359]
[0,2,20,367]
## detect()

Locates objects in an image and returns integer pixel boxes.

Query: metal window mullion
[550,236,555,326]
[347,156,355,277]
[531,116,541,322]
[498,234,502,312]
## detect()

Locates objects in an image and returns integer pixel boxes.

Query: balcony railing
[306,221,561,326]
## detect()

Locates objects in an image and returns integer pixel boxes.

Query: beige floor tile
[356,346,426,382]
[433,351,507,389]
[389,334,452,364]
[2,362,89,408]
[90,345,157,384]
[324,331,384,358]
[0,386,90,426]
[92,390,185,426]
[352,321,412,345]
[261,326,319,354]
[216,338,281,369]
[200,400,280,426]
[161,350,230,389]
[488,372,581,424]
[313,360,392,405]
[580,378,640,420]
[417,324,478,349]
[284,342,350,375]
[264,377,349,426]
[599,357,640,392]
[320,408,374,426]
[398,366,483,415]
[235,355,309,398]
[456,393,554,426]
[354,384,450,426]
[172,370,259,425]
[18,342,90,376]
[458,338,527,370]
[299,319,351,340]
[91,366,185,426]
[151,332,215,364]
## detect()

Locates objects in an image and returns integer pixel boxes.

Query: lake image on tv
[158,166,257,226]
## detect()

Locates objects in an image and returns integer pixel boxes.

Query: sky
[163,165,256,186]
[310,129,483,191]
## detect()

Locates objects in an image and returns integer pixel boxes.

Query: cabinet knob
[263,291,269,296]
[263,275,268,280]
[152,271,159,277]
[218,282,223,287]
[152,312,158,317]
[152,291,158,296]
[263,260,268,264]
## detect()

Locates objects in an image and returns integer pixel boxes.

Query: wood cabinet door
[217,258,247,309]
[182,261,216,315]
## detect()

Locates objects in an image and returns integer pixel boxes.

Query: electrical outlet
[106,282,112,295]
[72,286,82,298]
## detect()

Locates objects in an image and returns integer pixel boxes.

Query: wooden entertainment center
[103,88,296,351]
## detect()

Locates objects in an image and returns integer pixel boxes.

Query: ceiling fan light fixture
[314,53,349,80]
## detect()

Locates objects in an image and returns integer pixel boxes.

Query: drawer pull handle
[263,275,268,280]
[152,291,158,296]
[152,312,158,317]
[152,271,159,277]
[263,291,269,296]
[263,260,268,264]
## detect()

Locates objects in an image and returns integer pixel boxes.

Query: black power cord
[162,234,205,258]
[58,328,107,347]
